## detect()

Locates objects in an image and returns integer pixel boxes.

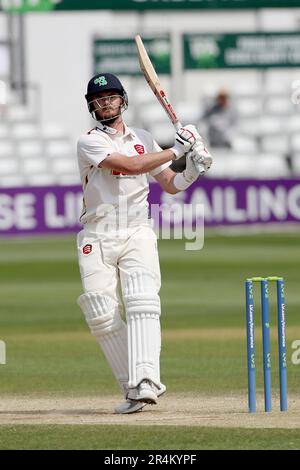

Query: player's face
[91,90,123,121]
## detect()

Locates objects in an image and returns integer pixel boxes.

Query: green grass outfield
[1,425,300,450]
[0,232,299,449]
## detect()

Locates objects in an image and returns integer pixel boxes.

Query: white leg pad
[77,292,128,394]
[123,270,161,389]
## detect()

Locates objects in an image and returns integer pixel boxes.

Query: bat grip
[174,121,182,131]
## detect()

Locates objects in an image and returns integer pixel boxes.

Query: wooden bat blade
[135,34,160,90]
[135,34,180,128]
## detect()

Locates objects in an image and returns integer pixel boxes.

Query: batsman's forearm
[137,149,175,173]
[101,149,176,174]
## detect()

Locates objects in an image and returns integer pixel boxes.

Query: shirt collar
[96,122,136,139]
[123,124,136,139]
[96,122,118,135]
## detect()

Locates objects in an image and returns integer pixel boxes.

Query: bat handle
[174,121,182,132]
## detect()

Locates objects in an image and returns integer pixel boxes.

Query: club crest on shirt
[83,244,92,255]
[134,144,145,155]
[111,144,145,176]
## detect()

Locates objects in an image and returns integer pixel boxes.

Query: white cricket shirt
[77,123,171,228]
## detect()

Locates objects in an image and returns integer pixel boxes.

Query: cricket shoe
[157,383,166,398]
[114,399,146,415]
[128,380,166,405]
[132,381,166,401]
[115,383,166,414]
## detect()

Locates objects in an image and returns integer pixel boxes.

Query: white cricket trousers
[77,223,161,295]
[77,223,162,392]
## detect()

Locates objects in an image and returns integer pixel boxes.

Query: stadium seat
[265,97,292,115]
[264,81,288,95]
[0,158,19,175]
[0,175,26,188]
[7,105,35,122]
[176,102,201,124]
[235,98,262,117]
[249,153,288,178]
[231,136,258,154]
[0,123,8,138]
[237,118,261,137]
[288,116,300,133]
[228,154,253,178]
[57,174,81,185]
[234,82,261,96]
[134,87,155,106]
[26,174,56,187]
[259,116,282,135]
[12,123,39,139]
[0,140,14,157]
[22,158,48,174]
[201,84,220,99]
[40,123,67,139]
[45,140,73,158]
[261,135,290,154]
[290,134,300,153]
[17,140,44,158]
[208,152,255,179]
[205,149,232,178]
[141,104,170,129]
[51,158,77,174]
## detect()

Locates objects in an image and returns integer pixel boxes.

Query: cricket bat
[135,34,181,131]
[135,34,204,172]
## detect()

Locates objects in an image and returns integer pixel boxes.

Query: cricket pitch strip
[0,393,299,428]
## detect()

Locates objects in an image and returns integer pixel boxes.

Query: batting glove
[186,140,213,179]
[170,124,200,159]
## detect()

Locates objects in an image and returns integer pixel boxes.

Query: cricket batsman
[76,73,212,414]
